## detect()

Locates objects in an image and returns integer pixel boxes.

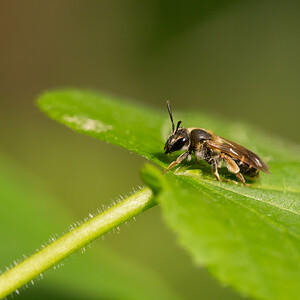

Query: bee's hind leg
[223,154,250,186]
[235,172,248,185]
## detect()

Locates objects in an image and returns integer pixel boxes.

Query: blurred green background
[0,1,299,299]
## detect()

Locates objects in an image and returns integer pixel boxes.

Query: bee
[164,101,269,185]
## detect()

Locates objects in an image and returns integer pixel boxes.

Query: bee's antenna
[175,121,182,133]
[166,100,175,132]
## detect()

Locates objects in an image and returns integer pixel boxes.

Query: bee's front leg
[165,151,189,173]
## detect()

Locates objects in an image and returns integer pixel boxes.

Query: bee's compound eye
[171,137,187,152]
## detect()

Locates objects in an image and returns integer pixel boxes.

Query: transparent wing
[207,137,270,173]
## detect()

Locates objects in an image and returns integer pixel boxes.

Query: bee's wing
[206,137,270,173]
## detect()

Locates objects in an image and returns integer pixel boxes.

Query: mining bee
[164,101,269,185]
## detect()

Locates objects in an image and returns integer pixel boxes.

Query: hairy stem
[0,187,155,298]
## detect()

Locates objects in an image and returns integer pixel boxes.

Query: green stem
[0,187,155,298]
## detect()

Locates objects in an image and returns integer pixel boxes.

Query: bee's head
[164,128,189,154]
[164,101,189,154]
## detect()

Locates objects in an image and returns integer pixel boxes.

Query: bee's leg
[223,154,249,186]
[211,161,221,181]
[235,172,248,185]
[165,151,189,173]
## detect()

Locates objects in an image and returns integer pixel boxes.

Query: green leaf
[142,164,300,300]
[37,89,300,300]
[37,89,165,166]
[0,154,179,300]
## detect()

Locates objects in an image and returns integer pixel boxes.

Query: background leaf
[0,153,179,300]
[146,0,243,49]
[38,89,300,300]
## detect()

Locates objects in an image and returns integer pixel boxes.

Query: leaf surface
[141,164,300,300]
[38,89,300,300]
